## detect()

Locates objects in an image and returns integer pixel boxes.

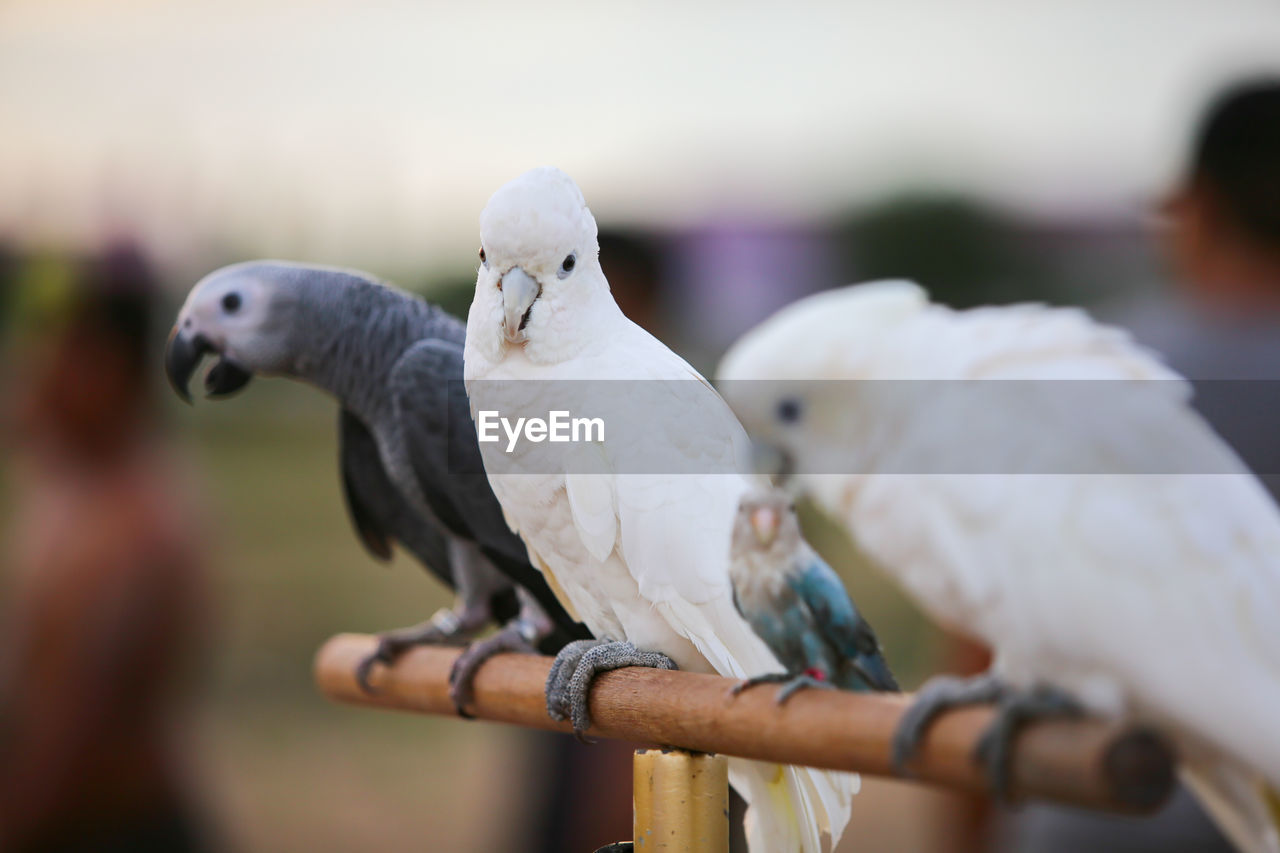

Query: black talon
[351,610,474,695]
[355,639,396,694]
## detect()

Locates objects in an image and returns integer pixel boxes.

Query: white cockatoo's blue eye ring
[776,397,802,424]
[478,247,487,267]
[558,253,576,279]
[222,292,242,314]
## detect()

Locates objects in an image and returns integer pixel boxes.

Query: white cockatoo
[717,279,1280,853]
[463,167,858,853]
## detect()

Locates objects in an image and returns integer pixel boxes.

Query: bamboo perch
[314,633,1175,813]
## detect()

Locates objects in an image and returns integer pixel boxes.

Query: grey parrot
[164,260,590,708]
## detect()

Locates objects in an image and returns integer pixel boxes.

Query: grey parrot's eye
[776,397,802,424]
[558,253,576,279]
[222,292,242,314]
[479,247,487,266]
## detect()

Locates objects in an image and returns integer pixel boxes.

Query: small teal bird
[729,488,899,703]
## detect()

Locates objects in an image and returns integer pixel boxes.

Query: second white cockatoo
[717,280,1280,853]
[463,167,860,853]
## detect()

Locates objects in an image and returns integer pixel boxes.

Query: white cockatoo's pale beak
[751,440,795,484]
[501,267,541,343]
[750,506,780,547]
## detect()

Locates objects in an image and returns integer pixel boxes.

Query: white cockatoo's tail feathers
[1182,758,1280,853]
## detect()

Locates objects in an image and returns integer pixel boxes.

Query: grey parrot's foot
[546,640,677,741]
[974,684,1083,801]
[355,608,476,694]
[891,673,1006,774]
[448,620,542,716]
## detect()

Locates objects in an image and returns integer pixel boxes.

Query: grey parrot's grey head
[731,487,803,559]
[165,261,302,403]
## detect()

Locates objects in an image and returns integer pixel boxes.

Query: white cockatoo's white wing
[718,281,1280,851]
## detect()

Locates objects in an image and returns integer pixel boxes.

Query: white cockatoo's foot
[545,639,606,720]
[728,671,838,705]
[354,604,489,694]
[546,640,678,740]
[974,684,1083,800]
[891,672,1007,774]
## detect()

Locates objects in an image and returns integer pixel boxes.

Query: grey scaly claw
[354,608,468,694]
[545,639,606,721]
[448,618,542,715]
[563,641,678,740]
[891,673,1006,774]
[973,684,1083,801]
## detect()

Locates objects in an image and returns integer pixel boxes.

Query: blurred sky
[3,0,1280,278]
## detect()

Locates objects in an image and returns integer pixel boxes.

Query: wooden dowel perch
[315,633,1174,814]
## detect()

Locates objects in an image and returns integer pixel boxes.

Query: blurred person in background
[1127,77,1280,499]
[0,247,218,852]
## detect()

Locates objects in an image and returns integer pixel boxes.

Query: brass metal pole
[633,748,729,852]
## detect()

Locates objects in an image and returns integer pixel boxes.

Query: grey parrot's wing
[388,339,590,644]
[338,407,455,586]
[338,409,394,560]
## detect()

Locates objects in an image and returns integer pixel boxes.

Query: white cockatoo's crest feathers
[467,167,615,366]
[479,166,599,272]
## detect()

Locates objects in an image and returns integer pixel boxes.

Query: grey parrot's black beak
[165,327,208,404]
[203,357,252,398]
[164,327,253,403]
